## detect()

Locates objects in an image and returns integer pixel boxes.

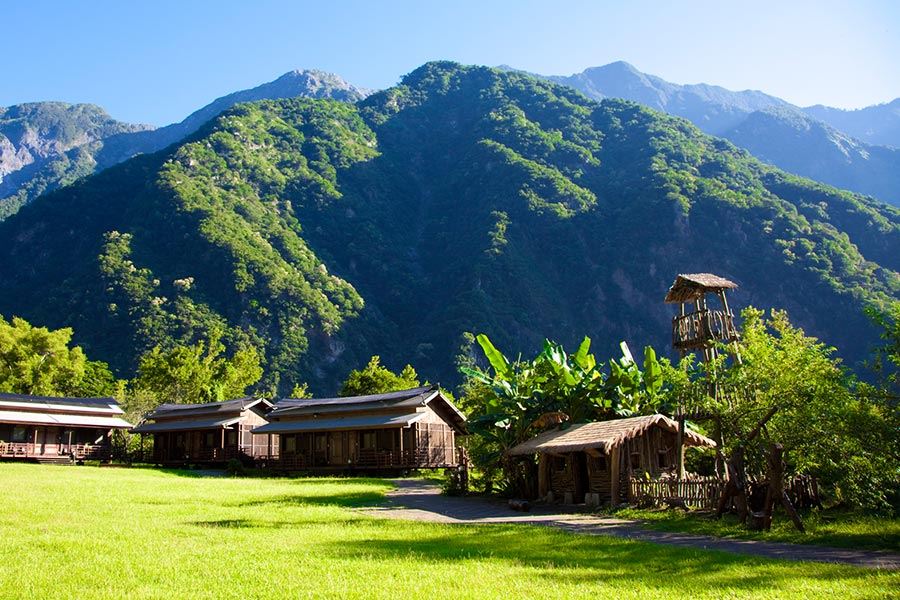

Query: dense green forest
[0,63,897,393]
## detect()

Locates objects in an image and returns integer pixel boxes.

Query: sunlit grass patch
[0,463,895,599]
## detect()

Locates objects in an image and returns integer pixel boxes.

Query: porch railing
[266,447,458,470]
[672,309,738,350]
[0,442,110,460]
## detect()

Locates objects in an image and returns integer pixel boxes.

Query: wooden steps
[33,455,73,465]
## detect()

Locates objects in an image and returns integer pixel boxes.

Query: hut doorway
[572,453,589,503]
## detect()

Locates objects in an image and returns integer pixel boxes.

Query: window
[361,431,376,449]
[314,434,327,452]
[284,436,296,454]
[658,450,670,470]
[226,430,238,446]
[205,432,216,447]
[630,452,642,470]
[552,456,567,473]
[590,455,607,471]
[11,427,26,442]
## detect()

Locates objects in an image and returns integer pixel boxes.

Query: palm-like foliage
[459,333,668,495]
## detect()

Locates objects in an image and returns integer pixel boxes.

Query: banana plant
[605,342,668,415]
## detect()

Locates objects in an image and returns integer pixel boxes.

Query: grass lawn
[0,464,896,599]
[614,506,900,552]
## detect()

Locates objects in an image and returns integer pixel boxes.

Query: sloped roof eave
[507,414,716,456]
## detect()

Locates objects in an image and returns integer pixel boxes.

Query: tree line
[1,301,898,512]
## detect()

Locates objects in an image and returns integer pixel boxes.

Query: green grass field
[0,464,896,599]
[614,507,900,552]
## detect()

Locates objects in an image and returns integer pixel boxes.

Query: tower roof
[665,273,737,303]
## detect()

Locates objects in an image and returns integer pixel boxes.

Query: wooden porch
[272,424,458,471]
[0,441,112,461]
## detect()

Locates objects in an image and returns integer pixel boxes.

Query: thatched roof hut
[508,414,717,505]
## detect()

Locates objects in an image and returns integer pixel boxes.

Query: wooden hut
[132,398,277,464]
[508,414,716,505]
[0,393,132,463]
[252,385,466,470]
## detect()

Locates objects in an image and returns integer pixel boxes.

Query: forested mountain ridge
[0,102,152,219]
[529,62,900,206]
[805,98,900,148]
[0,70,367,221]
[0,62,896,393]
[721,108,900,206]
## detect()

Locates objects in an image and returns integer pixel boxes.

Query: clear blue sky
[3,0,898,125]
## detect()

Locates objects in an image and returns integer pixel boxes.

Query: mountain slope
[0,63,896,394]
[540,62,900,207]
[0,70,367,221]
[722,108,900,205]
[0,102,152,219]
[805,99,900,148]
[548,61,792,135]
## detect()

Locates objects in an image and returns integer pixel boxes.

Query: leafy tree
[290,382,313,398]
[0,315,119,397]
[339,356,420,396]
[132,333,262,405]
[698,308,899,512]
[866,301,900,396]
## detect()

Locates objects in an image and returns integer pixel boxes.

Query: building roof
[0,409,133,429]
[252,412,425,435]
[0,392,124,415]
[131,416,242,433]
[270,385,466,432]
[508,414,716,456]
[143,397,272,420]
[664,273,738,304]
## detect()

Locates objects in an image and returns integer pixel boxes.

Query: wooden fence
[629,477,724,510]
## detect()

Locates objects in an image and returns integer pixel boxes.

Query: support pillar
[610,446,620,506]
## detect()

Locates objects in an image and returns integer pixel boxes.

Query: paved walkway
[360,479,900,570]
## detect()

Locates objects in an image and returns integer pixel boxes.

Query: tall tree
[0,315,118,397]
[701,308,899,511]
[132,334,262,405]
[339,356,420,397]
[866,301,900,397]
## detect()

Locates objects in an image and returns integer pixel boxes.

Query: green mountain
[0,70,368,221]
[0,102,152,219]
[0,62,897,394]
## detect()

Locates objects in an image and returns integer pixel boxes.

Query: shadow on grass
[320,524,884,591]
[238,490,386,508]
[623,508,900,553]
[191,517,372,529]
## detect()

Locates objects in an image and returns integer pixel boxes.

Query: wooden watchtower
[664,273,740,477]
[665,273,740,364]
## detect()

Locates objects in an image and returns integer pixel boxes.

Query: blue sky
[3,0,898,125]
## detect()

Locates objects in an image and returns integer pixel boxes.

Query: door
[329,432,345,465]
[572,452,588,504]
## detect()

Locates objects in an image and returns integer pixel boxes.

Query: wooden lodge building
[0,393,133,463]
[252,385,466,470]
[132,397,278,465]
[508,414,716,505]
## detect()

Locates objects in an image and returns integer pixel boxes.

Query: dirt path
[360,479,899,570]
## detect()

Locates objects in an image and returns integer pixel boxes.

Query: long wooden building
[0,393,133,463]
[132,397,277,464]
[508,414,716,505]
[252,385,466,470]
